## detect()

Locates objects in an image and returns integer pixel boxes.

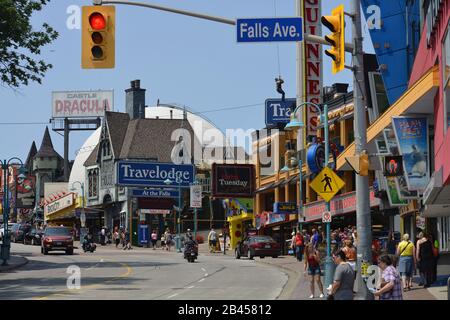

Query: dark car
[41,227,74,255]
[10,223,31,243]
[24,227,44,246]
[235,235,281,260]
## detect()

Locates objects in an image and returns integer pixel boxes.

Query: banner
[222,198,253,217]
[15,175,36,208]
[386,177,407,206]
[392,117,430,191]
[190,185,202,208]
[52,90,113,118]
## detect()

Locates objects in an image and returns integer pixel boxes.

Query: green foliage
[0,0,58,88]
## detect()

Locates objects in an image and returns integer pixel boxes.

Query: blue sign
[273,202,297,214]
[138,224,149,245]
[117,161,194,187]
[265,98,296,126]
[307,144,325,174]
[237,17,303,43]
[132,188,179,198]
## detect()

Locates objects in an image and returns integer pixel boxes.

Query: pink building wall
[408,1,450,185]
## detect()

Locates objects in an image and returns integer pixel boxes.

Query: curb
[256,258,300,300]
[0,256,29,273]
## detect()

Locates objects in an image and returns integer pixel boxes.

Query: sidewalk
[0,255,29,273]
[256,254,447,300]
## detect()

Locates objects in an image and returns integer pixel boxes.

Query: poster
[396,175,419,200]
[392,117,430,191]
[385,177,407,206]
[383,128,400,155]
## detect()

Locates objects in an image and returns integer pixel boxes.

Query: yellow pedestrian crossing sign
[310,167,345,202]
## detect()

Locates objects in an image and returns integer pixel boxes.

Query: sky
[0,0,375,163]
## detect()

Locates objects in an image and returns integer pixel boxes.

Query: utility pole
[351,0,373,300]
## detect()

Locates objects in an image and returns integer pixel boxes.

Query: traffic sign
[310,167,345,202]
[322,211,332,223]
[237,17,303,43]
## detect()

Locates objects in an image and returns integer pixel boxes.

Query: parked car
[41,226,74,255]
[235,235,281,260]
[10,223,31,243]
[1,223,18,240]
[24,226,44,246]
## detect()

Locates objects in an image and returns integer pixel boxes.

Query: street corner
[0,255,29,273]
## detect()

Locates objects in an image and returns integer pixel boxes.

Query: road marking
[198,278,205,282]
[201,268,206,272]
[167,293,179,298]
[186,285,195,289]
[100,259,104,262]
[204,273,208,277]
[33,258,132,300]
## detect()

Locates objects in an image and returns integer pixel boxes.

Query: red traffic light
[89,12,106,30]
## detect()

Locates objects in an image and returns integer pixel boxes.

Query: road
[0,243,288,300]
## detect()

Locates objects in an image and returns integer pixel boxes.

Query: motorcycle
[83,241,97,253]
[183,240,198,263]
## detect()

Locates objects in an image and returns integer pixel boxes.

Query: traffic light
[321,4,345,74]
[384,156,403,177]
[82,6,115,69]
[359,152,369,177]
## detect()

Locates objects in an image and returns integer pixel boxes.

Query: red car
[235,235,280,260]
[41,226,74,255]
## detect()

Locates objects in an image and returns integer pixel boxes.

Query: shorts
[210,240,217,246]
[308,266,321,276]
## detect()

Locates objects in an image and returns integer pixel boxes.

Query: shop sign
[52,90,113,118]
[117,161,194,187]
[265,98,296,126]
[267,212,287,225]
[44,193,74,216]
[304,189,381,222]
[399,200,418,217]
[211,164,255,198]
[190,185,202,208]
[304,0,323,138]
[132,188,179,198]
[416,215,426,230]
[273,202,297,214]
[140,209,171,215]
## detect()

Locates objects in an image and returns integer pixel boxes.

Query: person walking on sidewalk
[294,231,305,262]
[151,230,158,249]
[328,250,354,300]
[374,254,403,300]
[342,239,357,272]
[208,228,218,253]
[165,229,173,252]
[416,233,434,288]
[123,229,132,250]
[113,228,120,248]
[397,233,416,291]
[304,243,324,299]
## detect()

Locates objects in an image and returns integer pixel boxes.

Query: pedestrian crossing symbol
[310,167,345,202]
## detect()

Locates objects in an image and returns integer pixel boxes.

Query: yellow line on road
[33,258,132,300]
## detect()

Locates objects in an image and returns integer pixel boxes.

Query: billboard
[212,164,255,198]
[52,90,113,118]
[392,117,430,192]
[117,161,195,188]
[15,175,36,209]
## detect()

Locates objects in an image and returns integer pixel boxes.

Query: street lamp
[1,157,25,266]
[164,178,182,253]
[284,102,334,291]
[70,181,85,228]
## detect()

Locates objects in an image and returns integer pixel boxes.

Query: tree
[0,0,58,88]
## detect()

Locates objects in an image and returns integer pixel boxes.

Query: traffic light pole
[351,0,373,300]
[93,0,354,52]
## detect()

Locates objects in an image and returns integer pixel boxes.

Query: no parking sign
[322,211,332,223]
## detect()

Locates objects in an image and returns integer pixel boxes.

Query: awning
[255,183,276,194]
[336,66,439,171]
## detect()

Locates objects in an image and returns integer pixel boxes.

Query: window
[88,169,99,198]
[442,25,450,131]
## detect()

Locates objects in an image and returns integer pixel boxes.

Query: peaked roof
[35,127,62,159]
[105,112,130,158]
[119,118,197,161]
[25,141,37,167]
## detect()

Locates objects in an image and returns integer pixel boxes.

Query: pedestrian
[311,229,320,249]
[121,229,126,248]
[416,232,434,288]
[304,243,324,299]
[294,231,305,262]
[208,228,218,253]
[161,233,166,250]
[328,250,354,300]
[341,239,357,272]
[373,254,403,300]
[386,231,397,255]
[113,228,120,248]
[151,230,158,250]
[303,229,310,245]
[290,231,296,256]
[123,229,132,250]
[100,226,106,246]
[165,229,172,251]
[397,233,416,291]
